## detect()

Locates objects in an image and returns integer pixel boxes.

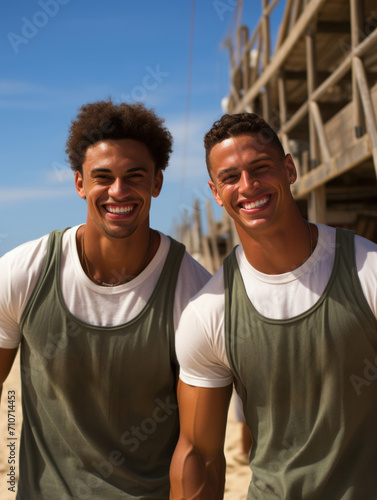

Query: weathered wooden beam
[292,135,371,198]
[306,18,320,169]
[234,0,328,113]
[281,28,377,135]
[275,0,294,50]
[277,70,294,175]
[353,56,377,177]
[230,22,261,78]
[240,26,250,93]
[250,36,262,87]
[309,101,331,164]
[290,0,303,31]
[351,0,365,138]
[308,185,326,224]
[206,199,221,271]
[261,0,271,121]
[263,0,281,17]
[192,198,202,254]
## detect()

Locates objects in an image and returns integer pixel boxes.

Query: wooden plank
[241,26,250,92]
[234,0,328,113]
[264,0,282,17]
[290,0,303,30]
[292,135,371,198]
[306,20,319,168]
[281,28,377,136]
[277,72,287,119]
[191,198,202,254]
[206,199,221,271]
[261,0,271,120]
[309,101,331,164]
[351,0,364,137]
[353,56,377,176]
[275,0,294,49]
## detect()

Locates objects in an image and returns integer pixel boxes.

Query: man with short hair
[0,99,210,499]
[170,112,377,499]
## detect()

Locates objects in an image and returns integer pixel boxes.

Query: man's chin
[102,225,137,240]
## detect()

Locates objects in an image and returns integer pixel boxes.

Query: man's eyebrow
[217,166,238,177]
[90,166,148,175]
[91,167,111,174]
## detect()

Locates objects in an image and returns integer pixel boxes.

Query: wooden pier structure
[179,0,377,272]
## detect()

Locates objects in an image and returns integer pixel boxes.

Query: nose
[108,178,131,199]
[239,170,258,194]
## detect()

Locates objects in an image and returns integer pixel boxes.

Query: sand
[0,353,251,499]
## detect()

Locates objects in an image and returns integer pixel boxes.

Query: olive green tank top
[17,229,185,499]
[224,228,377,499]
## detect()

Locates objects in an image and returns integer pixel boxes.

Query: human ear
[284,154,297,184]
[152,169,163,198]
[208,180,224,207]
[75,171,86,200]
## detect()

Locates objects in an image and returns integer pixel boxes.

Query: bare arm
[170,380,232,500]
[0,347,18,404]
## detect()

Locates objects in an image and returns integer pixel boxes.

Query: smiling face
[208,134,297,235]
[75,138,163,239]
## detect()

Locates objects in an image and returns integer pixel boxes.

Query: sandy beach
[0,352,251,499]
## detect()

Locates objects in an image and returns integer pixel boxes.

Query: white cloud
[0,187,76,203]
[0,80,48,95]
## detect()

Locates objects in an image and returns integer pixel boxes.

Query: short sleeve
[176,292,233,388]
[0,236,48,348]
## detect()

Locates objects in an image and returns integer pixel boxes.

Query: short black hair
[204,112,285,175]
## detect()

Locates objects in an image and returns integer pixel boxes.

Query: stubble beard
[100,222,138,240]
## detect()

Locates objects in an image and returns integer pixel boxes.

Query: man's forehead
[211,134,277,159]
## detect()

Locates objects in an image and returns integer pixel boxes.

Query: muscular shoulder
[186,266,225,316]
[171,238,212,322]
[0,234,50,286]
[176,267,232,388]
[0,234,50,347]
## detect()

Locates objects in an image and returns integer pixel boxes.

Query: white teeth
[107,206,133,214]
[243,196,269,210]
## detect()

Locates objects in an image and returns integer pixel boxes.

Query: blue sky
[0,0,268,256]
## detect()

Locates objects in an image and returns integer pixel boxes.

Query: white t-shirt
[176,224,377,388]
[0,226,211,348]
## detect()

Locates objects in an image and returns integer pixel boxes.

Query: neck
[237,216,317,275]
[77,225,158,286]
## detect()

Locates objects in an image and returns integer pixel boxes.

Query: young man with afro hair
[0,99,210,499]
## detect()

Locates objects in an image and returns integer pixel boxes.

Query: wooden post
[306,19,320,169]
[191,198,202,256]
[351,0,364,137]
[277,70,295,176]
[290,0,303,30]
[261,0,271,121]
[309,101,331,164]
[308,185,326,224]
[275,0,294,49]
[234,0,328,114]
[206,199,221,271]
[353,56,377,177]
[241,26,250,94]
